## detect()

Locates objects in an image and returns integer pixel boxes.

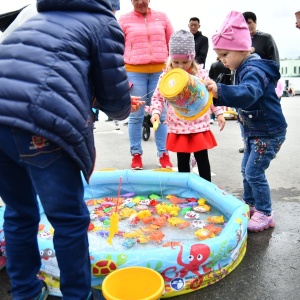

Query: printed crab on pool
[0,170,249,298]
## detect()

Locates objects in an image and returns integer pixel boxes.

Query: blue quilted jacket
[0,0,131,180]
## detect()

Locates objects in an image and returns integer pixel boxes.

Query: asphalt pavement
[0,96,299,300]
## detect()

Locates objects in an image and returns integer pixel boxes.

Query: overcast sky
[1,0,300,68]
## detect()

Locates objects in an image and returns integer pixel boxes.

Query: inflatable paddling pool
[0,170,248,298]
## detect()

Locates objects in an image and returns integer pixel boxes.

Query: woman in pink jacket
[118,0,174,170]
[149,30,226,182]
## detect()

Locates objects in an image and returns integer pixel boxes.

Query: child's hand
[131,96,145,112]
[150,113,161,130]
[216,114,226,131]
[204,79,218,99]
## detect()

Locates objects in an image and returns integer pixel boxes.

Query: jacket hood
[240,53,280,84]
[37,0,112,13]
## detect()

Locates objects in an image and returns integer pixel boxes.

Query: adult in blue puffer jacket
[0,0,131,299]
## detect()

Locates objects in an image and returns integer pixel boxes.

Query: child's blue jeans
[0,125,91,299]
[241,130,286,215]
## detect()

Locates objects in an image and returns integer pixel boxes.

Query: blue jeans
[241,131,286,215]
[127,72,168,157]
[0,126,91,300]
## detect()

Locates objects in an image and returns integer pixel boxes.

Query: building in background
[280,58,300,95]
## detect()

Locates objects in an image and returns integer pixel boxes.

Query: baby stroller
[142,113,153,141]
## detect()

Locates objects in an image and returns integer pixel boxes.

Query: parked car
[223,107,237,120]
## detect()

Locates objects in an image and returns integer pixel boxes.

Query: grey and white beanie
[169,30,195,60]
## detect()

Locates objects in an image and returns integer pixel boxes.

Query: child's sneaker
[247,211,275,232]
[0,255,6,271]
[32,281,49,300]
[131,154,143,170]
[159,153,173,169]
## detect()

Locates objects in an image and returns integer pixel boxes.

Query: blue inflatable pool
[0,170,248,297]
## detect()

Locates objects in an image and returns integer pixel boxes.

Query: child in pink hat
[205,11,287,233]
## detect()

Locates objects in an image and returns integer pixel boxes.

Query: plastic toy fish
[139,199,151,205]
[193,204,211,213]
[122,238,136,249]
[185,197,198,203]
[184,211,201,219]
[88,223,95,231]
[120,192,135,198]
[119,207,136,219]
[204,224,223,234]
[125,202,136,208]
[194,228,215,240]
[164,204,181,216]
[86,199,98,206]
[177,221,190,229]
[148,194,161,200]
[136,204,149,211]
[141,226,157,233]
[90,214,98,221]
[149,230,165,243]
[38,224,45,232]
[122,198,134,205]
[141,216,155,224]
[149,199,160,206]
[156,202,169,215]
[190,220,206,228]
[136,237,149,244]
[107,177,122,245]
[206,215,225,224]
[197,198,206,205]
[137,210,152,219]
[167,217,185,227]
[162,241,182,247]
[128,214,140,225]
[123,230,144,239]
[166,195,185,204]
[152,215,167,227]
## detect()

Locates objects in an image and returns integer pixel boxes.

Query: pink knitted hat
[212,11,251,51]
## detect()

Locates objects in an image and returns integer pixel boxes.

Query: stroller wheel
[142,125,151,141]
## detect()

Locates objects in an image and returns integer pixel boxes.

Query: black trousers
[177,149,211,182]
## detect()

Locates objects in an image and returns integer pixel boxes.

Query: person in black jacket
[243,12,279,64]
[209,57,232,123]
[0,0,133,299]
[188,17,209,68]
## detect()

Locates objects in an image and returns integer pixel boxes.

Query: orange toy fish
[206,215,224,224]
[194,228,215,240]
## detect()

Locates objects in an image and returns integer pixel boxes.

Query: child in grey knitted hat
[148,29,225,182]
[169,29,196,60]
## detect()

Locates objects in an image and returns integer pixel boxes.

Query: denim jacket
[215,54,287,137]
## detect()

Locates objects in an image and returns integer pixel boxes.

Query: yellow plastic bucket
[159,68,212,121]
[102,266,165,300]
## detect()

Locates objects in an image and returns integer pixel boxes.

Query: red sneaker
[159,153,173,169]
[131,154,143,170]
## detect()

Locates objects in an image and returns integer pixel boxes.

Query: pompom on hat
[212,11,251,51]
[169,30,195,60]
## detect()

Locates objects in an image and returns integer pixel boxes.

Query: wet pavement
[0,96,299,299]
